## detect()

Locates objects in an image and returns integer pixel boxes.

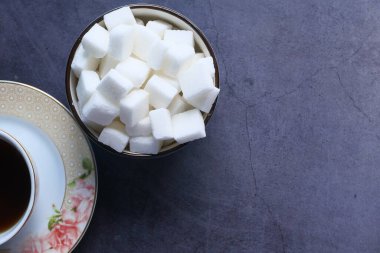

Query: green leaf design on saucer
[68,158,94,188]
[47,205,62,231]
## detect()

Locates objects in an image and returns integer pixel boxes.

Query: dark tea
[0,138,31,233]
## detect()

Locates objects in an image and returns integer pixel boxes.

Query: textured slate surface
[1,0,380,252]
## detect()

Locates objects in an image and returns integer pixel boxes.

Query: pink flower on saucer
[22,159,95,253]
[46,219,81,253]
[70,179,95,224]
[23,235,50,253]
[45,180,94,252]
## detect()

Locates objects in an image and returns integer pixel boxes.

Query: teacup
[0,130,36,245]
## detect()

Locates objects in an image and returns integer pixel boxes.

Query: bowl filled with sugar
[65,4,220,157]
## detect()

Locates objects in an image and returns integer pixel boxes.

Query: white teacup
[0,130,36,246]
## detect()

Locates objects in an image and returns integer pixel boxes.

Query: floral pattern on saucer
[23,159,95,253]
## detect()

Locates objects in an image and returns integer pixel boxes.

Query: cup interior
[66,4,220,157]
[0,130,35,245]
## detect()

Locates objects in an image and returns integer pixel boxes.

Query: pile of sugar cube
[72,6,219,154]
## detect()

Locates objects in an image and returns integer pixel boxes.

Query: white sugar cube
[162,44,195,77]
[179,63,214,103]
[108,24,135,61]
[146,20,173,38]
[147,40,172,70]
[115,57,151,88]
[172,109,206,144]
[125,117,151,137]
[82,92,119,126]
[196,56,215,77]
[85,120,104,134]
[149,108,173,140]
[98,120,129,152]
[163,30,194,47]
[144,75,178,108]
[158,74,181,92]
[82,23,110,58]
[120,90,149,127]
[186,85,219,113]
[76,70,100,104]
[135,18,144,25]
[187,53,205,70]
[133,25,160,61]
[130,136,162,154]
[168,95,192,115]
[97,69,134,103]
[71,45,100,77]
[98,54,119,78]
[79,111,103,133]
[104,6,136,30]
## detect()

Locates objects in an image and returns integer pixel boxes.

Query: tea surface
[0,139,31,233]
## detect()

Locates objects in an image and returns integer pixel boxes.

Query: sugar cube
[115,57,151,88]
[149,108,173,140]
[135,18,144,26]
[186,53,206,70]
[125,117,151,137]
[82,92,119,126]
[79,111,104,133]
[108,24,135,61]
[172,109,206,144]
[98,54,119,78]
[104,6,136,30]
[120,90,149,127]
[71,45,100,77]
[76,70,100,104]
[97,69,134,103]
[158,74,181,92]
[186,85,219,113]
[144,75,178,108]
[146,20,173,38]
[195,56,215,77]
[82,23,110,58]
[164,30,194,47]
[133,25,160,61]
[162,44,195,77]
[168,95,192,115]
[130,136,162,154]
[178,63,214,103]
[147,40,172,70]
[98,120,129,152]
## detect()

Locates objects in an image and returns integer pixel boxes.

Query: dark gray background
[1,0,380,252]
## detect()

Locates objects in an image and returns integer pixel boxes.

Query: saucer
[0,81,97,253]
